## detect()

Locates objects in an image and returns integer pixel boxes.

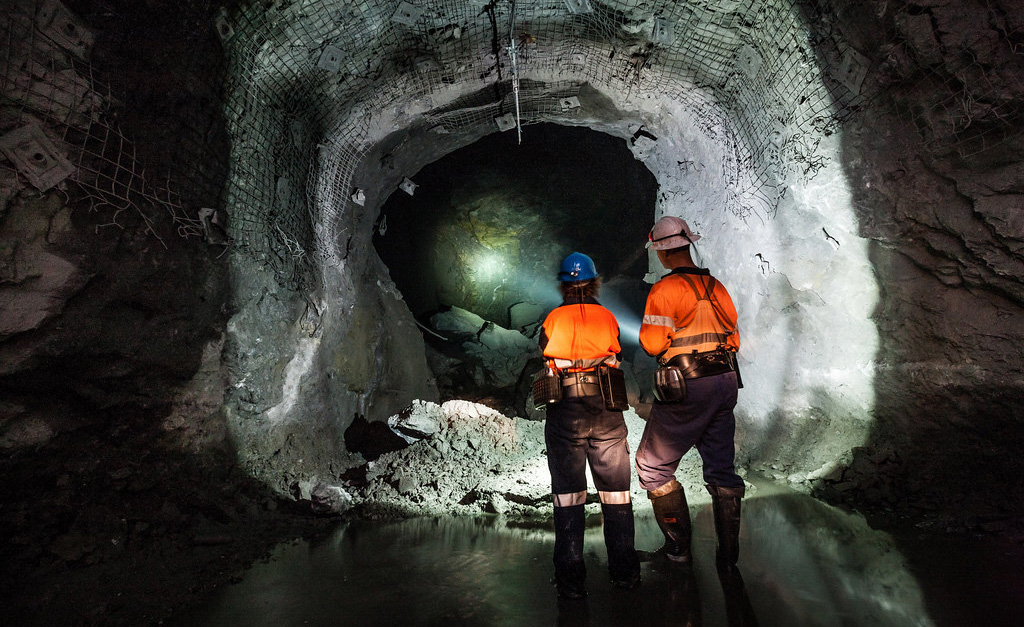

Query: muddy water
[172,488,1018,627]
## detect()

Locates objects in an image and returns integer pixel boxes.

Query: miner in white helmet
[635,216,746,568]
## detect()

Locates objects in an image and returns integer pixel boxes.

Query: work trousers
[635,371,744,491]
[546,394,638,592]
[545,395,632,502]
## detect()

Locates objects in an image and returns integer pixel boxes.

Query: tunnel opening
[372,123,659,414]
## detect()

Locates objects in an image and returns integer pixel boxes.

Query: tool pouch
[532,366,562,410]
[654,365,687,402]
[598,365,629,411]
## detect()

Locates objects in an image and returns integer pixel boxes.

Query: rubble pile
[346,399,723,522]
[352,400,551,519]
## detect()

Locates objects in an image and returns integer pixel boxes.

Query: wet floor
[171,488,1021,627]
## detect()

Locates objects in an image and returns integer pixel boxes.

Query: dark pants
[545,396,632,497]
[636,371,744,491]
[546,395,638,592]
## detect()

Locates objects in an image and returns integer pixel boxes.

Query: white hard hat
[646,216,701,250]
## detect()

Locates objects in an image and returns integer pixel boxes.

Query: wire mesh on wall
[892,21,1024,158]
[1,1,209,249]
[218,0,888,289]
[9,2,1013,290]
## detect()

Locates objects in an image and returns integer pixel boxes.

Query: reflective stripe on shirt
[642,314,674,327]
[671,332,732,347]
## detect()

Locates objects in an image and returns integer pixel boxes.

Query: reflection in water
[727,494,934,627]
[717,566,758,627]
[172,492,934,627]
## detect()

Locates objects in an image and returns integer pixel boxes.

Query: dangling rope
[506,1,522,144]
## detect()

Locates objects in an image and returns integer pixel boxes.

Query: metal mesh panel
[895,31,1024,158]
[217,0,886,286]
[1,2,204,246]
[8,1,1020,290]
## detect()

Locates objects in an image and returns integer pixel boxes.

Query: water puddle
[172,488,1013,626]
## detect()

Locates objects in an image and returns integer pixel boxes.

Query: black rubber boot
[601,502,641,589]
[707,484,744,567]
[553,504,587,599]
[650,487,692,563]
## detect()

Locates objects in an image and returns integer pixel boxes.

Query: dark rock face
[0,426,326,627]
[344,413,409,461]
[1,0,232,451]
[373,123,655,327]
[0,3,286,626]
[816,0,1024,528]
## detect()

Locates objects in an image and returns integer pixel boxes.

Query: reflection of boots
[649,482,691,563]
[553,504,587,599]
[601,502,641,588]
[717,562,759,627]
[667,562,703,627]
[707,485,744,566]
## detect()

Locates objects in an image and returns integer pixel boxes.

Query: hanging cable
[506,0,522,144]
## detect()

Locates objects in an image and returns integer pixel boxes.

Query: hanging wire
[12,0,1009,293]
[506,0,522,144]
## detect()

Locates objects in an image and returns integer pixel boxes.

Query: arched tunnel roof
[219,0,867,268]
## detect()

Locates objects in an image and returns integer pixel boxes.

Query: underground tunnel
[371,122,657,412]
[1,0,1023,625]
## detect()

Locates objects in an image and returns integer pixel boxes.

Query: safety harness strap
[676,273,716,301]
[677,274,734,329]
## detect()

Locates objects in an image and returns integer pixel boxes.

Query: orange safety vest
[540,300,622,371]
[640,269,739,362]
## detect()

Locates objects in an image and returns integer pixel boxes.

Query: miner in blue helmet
[557,251,599,282]
[536,252,641,598]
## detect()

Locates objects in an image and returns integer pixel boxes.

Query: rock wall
[0,7,334,624]
[813,0,1024,523]
[1,0,233,456]
[205,0,878,501]
[3,0,1023,535]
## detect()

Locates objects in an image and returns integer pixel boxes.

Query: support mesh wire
[4,1,1023,290]
[219,0,882,288]
[2,2,207,247]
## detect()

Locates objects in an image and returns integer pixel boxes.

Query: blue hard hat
[558,252,598,282]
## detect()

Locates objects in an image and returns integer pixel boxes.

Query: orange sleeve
[639,280,682,357]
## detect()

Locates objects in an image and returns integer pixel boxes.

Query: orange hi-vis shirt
[640,267,740,362]
[540,297,622,371]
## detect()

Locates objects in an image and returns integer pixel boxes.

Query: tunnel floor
[168,480,1021,627]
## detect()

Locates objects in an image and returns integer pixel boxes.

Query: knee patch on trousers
[648,478,683,499]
